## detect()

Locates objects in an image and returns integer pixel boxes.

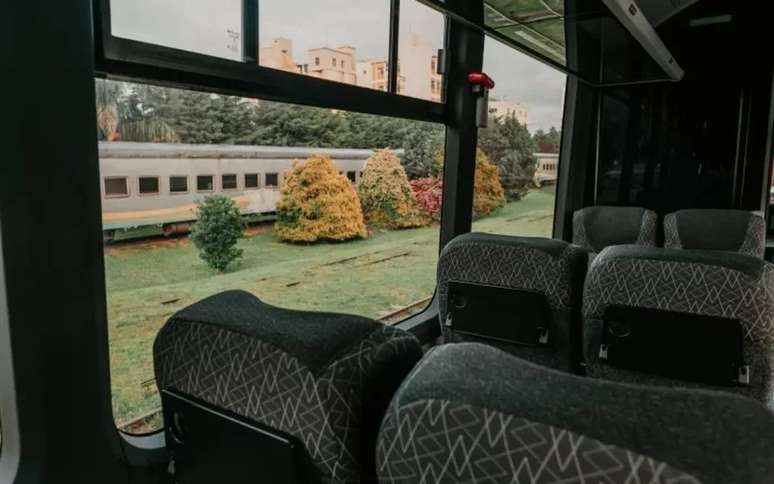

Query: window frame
[103,176,130,199]
[264,172,279,188]
[93,0,445,121]
[221,173,239,191]
[244,173,260,190]
[137,176,160,196]
[168,175,189,194]
[196,174,215,193]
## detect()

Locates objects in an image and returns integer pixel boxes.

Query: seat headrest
[664,209,765,258]
[573,205,657,253]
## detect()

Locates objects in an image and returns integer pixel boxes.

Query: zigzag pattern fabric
[664,212,766,258]
[377,398,700,484]
[155,319,418,483]
[584,255,774,343]
[572,208,657,254]
[437,241,582,317]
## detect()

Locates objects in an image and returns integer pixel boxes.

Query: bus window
[470,35,566,238]
[96,80,444,433]
[397,0,445,103]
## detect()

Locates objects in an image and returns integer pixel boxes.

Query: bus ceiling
[419,0,686,86]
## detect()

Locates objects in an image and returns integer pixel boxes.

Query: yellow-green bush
[275,154,368,242]
[474,148,506,217]
[358,149,426,229]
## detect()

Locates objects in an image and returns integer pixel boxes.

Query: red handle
[468,72,495,90]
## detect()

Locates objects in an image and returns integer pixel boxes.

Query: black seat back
[437,233,588,372]
[377,343,774,484]
[584,245,774,405]
[573,205,657,254]
[154,290,423,484]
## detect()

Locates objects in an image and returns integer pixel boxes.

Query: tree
[276,155,368,242]
[189,195,245,272]
[473,149,506,217]
[478,114,537,201]
[358,149,426,229]
[533,126,561,153]
[401,124,444,179]
[410,177,443,222]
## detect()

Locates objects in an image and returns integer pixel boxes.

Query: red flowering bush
[410,177,443,223]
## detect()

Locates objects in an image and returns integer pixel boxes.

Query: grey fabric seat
[573,205,657,255]
[584,245,774,406]
[437,233,588,373]
[154,290,423,484]
[664,208,765,257]
[377,343,774,484]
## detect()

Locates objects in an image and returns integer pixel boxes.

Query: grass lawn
[106,186,555,424]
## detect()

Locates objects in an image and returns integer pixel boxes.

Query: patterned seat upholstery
[377,343,774,484]
[584,245,774,405]
[573,205,657,255]
[664,209,765,257]
[154,290,423,484]
[437,233,588,372]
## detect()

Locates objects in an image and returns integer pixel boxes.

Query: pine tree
[479,114,537,201]
[401,124,444,180]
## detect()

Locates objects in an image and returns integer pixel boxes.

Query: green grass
[106,187,555,424]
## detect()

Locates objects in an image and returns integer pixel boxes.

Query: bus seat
[437,233,588,373]
[584,245,774,406]
[573,205,657,255]
[376,343,774,484]
[664,209,765,258]
[153,290,422,484]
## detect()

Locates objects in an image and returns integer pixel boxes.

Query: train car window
[104,176,129,198]
[244,173,260,189]
[396,0,445,102]
[467,35,565,238]
[97,79,444,432]
[138,176,160,195]
[265,173,279,188]
[169,176,188,194]
[109,0,243,61]
[259,0,390,92]
[222,174,238,190]
[346,171,357,183]
[196,175,214,192]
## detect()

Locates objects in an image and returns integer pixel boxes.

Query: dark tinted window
[222,174,238,190]
[138,176,159,194]
[197,175,214,191]
[265,173,279,187]
[244,173,259,189]
[346,171,357,182]
[105,177,128,197]
[169,176,188,193]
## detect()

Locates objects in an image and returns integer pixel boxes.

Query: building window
[197,175,214,192]
[332,57,337,67]
[346,171,357,183]
[431,57,437,72]
[244,173,259,189]
[169,175,188,193]
[222,174,238,190]
[265,173,279,187]
[315,56,320,66]
[341,60,345,68]
[138,176,160,195]
[104,177,129,198]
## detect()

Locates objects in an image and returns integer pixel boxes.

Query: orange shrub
[275,154,368,242]
[473,149,506,217]
[358,149,426,229]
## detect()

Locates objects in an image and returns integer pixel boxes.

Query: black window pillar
[439,0,484,249]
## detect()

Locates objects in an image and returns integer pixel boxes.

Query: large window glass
[110,0,244,61]
[396,0,446,101]
[259,0,390,90]
[96,79,444,432]
[470,36,566,238]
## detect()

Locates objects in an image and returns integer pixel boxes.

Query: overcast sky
[111,0,565,131]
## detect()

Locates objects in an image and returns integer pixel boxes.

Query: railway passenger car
[100,142,373,240]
